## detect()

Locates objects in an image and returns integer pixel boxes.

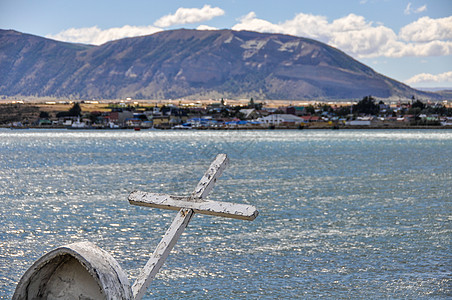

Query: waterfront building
[258,114,304,125]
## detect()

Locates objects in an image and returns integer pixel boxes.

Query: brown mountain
[0,29,439,100]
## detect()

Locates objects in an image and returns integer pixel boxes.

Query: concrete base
[13,241,132,300]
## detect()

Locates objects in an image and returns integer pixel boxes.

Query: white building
[258,114,304,125]
[346,120,371,126]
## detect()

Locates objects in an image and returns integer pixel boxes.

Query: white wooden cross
[128,153,258,300]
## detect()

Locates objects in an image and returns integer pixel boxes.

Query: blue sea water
[0,129,451,299]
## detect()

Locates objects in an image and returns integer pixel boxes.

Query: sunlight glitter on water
[1,129,451,298]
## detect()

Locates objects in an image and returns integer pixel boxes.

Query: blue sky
[1,0,451,89]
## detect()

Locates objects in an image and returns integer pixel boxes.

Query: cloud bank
[154,5,224,27]
[399,16,452,42]
[46,5,225,45]
[406,71,452,85]
[46,25,161,45]
[232,11,452,59]
[46,6,452,63]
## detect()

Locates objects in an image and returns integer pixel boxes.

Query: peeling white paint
[129,191,258,221]
[129,153,259,299]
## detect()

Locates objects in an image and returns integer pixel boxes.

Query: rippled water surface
[1,129,451,298]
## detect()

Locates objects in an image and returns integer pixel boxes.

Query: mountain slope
[0,29,439,100]
[0,30,93,97]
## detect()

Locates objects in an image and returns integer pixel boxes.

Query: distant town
[1,96,452,130]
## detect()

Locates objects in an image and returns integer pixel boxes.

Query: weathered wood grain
[129,191,258,221]
[128,154,259,299]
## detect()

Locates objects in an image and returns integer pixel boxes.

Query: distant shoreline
[2,100,451,130]
[3,125,451,130]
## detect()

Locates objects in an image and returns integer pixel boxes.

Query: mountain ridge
[0,28,440,100]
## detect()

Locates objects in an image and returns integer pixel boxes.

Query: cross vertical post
[131,208,194,300]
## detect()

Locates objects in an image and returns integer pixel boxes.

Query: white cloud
[232,12,395,57]
[232,11,330,41]
[232,12,284,34]
[417,5,427,13]
[326,14,399,57]
[281,12,330,40]
[46,25,161,45]
[154,5,224,27]
[385,40,452,57]
[329,25,397,57]
[405,71,452,85]
[399,16,452,42]
[231,11,452,59]
[330,13,369,32]
[197,25,219,31]
[404,3,427,15]
[404,3,412,15]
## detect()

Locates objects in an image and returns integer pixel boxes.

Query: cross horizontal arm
[129,191,259,221]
